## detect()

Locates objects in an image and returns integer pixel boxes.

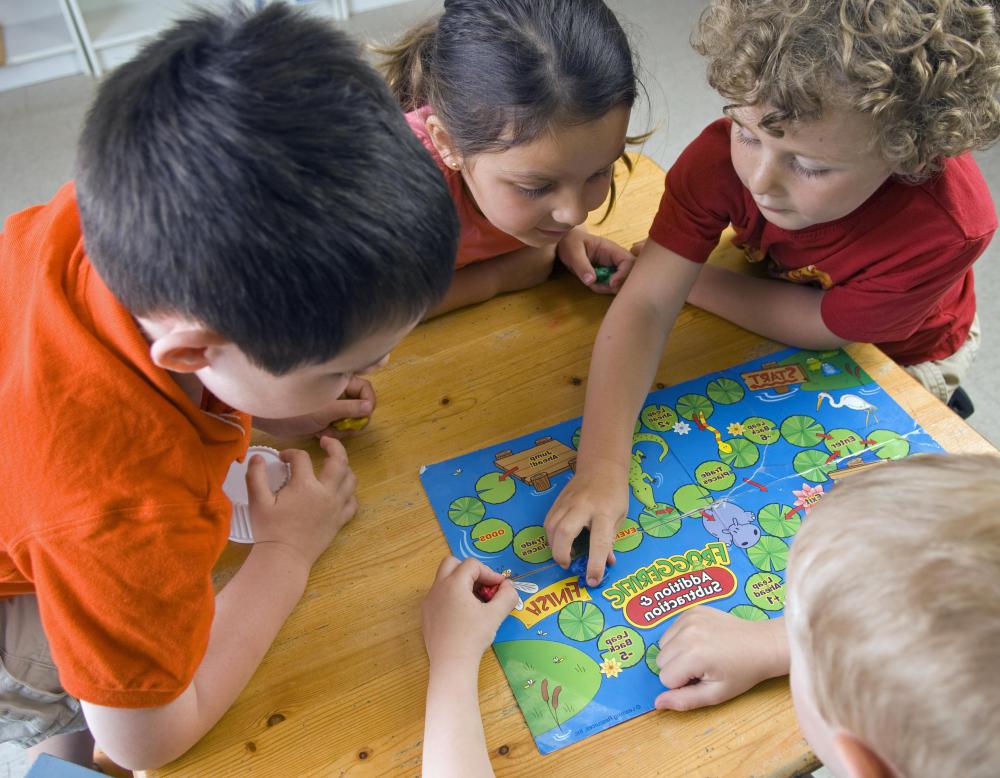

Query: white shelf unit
[0,0,90,92]
[0,0,409,90]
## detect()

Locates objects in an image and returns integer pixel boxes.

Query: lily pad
[639,503,681,538]
[867,429,911,460]
[793,449,837,482]
[780,415,826,447]
[707,377,745,405]
[673,483,713,515]
[448,496,485,526]
[721,438,760,468]
[746,535,789,572]
[476,472,516,504]
[558,602,605,641]
[757,503,801,538]
[676,394,715,421]
[730,604,769,621]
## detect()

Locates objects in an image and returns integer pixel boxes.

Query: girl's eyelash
[735,129,758,146]
[517,185,550,199]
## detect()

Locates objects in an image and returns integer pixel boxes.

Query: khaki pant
[0,595,86,747]
[904,314,981,403]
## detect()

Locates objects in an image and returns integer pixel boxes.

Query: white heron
[816,392,878,426]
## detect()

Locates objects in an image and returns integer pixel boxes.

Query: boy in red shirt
[545,0,1000,586]
[0,4,456,770]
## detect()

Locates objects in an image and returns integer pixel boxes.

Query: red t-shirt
[406,105,526,268]
[0,183,251,707]
[649,118,995,364]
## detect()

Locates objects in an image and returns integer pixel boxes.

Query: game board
[419,348,943,754]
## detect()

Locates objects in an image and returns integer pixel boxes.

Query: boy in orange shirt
[0,4,456,771]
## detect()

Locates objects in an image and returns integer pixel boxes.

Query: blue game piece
[821,362,840,376]
[568,555,608,588]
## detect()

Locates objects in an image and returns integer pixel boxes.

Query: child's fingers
[343,376,376,407]
[330,397,372,421]
[488,579,520,614]
[245,455,276,506]
[278,448,315,484]
[434,555,462,582]
[558,240,596,285]
[630,239,647,257]
[608,257,635,290]
[316,436,350,481]
[654,682,726,712]
[585,519,616,586]
[545,510,584,567]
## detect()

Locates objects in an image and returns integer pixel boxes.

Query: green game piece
[448,496,486,526]
[747,535,790,572]
[594,265,613,284]
[558,602,605,641]
[471,518,514,553]
[757,503,801,538]
[730,604,769,621]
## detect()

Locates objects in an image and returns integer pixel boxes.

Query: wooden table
[150,155,996,778]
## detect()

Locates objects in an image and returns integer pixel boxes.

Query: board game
[419,347,943,754]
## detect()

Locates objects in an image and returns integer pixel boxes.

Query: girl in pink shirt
[380,0,643,317]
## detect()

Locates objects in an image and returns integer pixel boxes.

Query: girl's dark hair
[77,4,458,375]
[378,0,643,210]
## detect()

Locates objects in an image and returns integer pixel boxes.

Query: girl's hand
[557,226,635,293]
[653,607,790,711]
[422,557,519,669]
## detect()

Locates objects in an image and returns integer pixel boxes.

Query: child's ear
[148,325,228,373]
[833,731,894,778]
[425,114,464,171]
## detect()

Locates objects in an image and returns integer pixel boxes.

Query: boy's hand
[247,436,357,570]
[314,376,376,439]
[251,376,376,440]
[558,227,635,292]
[422,557,519,669]
[653,607,790,711]
[543,462,627,586]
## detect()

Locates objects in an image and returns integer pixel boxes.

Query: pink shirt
[406,106,525,268]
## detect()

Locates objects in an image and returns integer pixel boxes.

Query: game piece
[420,347,943,754]
[593,265,613,285]
[474,582,501,603]
[222,446,290,543]
[332,415,369,431]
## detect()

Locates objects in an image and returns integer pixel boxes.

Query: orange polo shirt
[0,183,250,707]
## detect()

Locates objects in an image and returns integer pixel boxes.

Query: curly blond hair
[694,0,1000,179]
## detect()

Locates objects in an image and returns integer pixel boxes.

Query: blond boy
[785,454,1000,776]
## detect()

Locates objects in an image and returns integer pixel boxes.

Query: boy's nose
[748,157,782,198]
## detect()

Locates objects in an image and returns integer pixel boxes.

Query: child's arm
[425,244,556,318]
[653,607,790,711]
[545,239,702,585]
[688,265,848,350]
[79,437,357,770]
[557,226,636,292]
[422,557,519,778]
